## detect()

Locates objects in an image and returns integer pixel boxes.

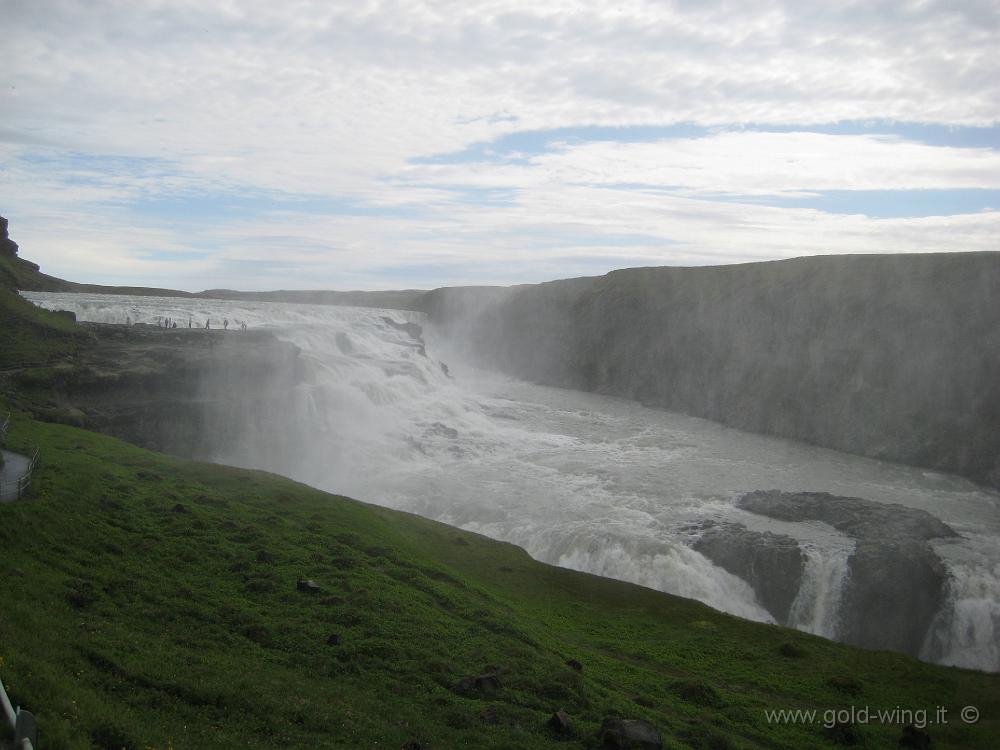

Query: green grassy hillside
[1,412,997,750]
[0,253,87,368]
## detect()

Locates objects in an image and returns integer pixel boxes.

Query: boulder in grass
[599,718,663,749]
[547,710,572,735]
[457,672,503,695]
[296,578,320,593]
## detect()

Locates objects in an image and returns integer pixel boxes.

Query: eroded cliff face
[737,490,957,658]
[17,323,305,460]
[424,252,1000,487]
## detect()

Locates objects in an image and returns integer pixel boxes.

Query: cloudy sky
[2,0,998,291]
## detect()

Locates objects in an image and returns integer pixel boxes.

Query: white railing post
[0,676,36,750]
[0,676,16,728]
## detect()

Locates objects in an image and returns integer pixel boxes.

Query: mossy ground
[0,411,998,750]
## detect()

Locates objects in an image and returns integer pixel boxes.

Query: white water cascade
[23,291,1000,672]
[788,542,855,639]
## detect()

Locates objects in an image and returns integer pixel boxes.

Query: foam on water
[24,291,1000,670]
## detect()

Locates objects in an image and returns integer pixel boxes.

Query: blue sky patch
[702,188,1000,219]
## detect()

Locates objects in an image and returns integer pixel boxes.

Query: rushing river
[24,291,1000,671]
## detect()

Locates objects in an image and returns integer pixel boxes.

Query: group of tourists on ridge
[125,315,249,331]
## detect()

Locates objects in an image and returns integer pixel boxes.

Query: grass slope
[0,254,87,368]
[0,412,997,750]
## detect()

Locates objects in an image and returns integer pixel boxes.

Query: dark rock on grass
[66,580,97,609]
[296,578,321,593]
[565,658,583,672]
[898,724,931,749]
[825,721,862,745]
[326,633,341,646]
[242,625,269,644]
[547,710,572,735]
[400,741,428,750]
[599,718,663,749]
[171,503,187,513]
[674,680,722,708]
[453,536,469,546]
[457,672,503,695]
[256,550,275,564]
[479,705,499,724]
[779,642,806,658]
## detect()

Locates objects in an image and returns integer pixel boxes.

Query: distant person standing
[188,316,192,328]
[205,319,210,329]
[223,318,229,330]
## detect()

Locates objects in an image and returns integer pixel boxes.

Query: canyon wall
[423,252,1000,487]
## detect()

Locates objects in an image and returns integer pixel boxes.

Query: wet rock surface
[17,322,305,459]
[739,490,957,541]
[736,490,958,656]
[692,521,805,623]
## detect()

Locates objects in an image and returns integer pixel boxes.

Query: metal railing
[0,449,38,503]
[0,411,38,502]
[0,675,36,749]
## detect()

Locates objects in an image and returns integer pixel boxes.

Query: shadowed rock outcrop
[0,216,19,257]
[737,490,958,657]
[692,521,805,623]
[17,322,305,460]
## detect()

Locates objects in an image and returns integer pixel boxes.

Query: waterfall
[22,291,1000,672]
[922,539,1000,671]
[788,541,854,639]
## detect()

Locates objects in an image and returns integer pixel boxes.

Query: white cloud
[0,0,998,289]
[407,131,1000,195]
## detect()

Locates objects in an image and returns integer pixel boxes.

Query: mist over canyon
[23,253,1000,673]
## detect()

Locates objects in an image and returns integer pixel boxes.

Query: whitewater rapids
[24,291,1000,672]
